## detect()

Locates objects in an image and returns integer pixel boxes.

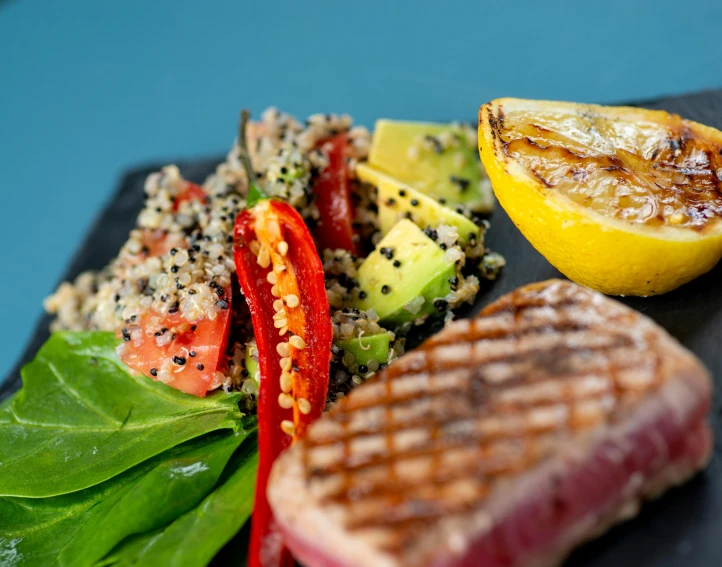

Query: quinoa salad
[4,108,504,567]
[44,109,503,411]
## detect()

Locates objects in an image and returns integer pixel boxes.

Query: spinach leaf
[0,332,244,498]
[0,424,255,567]
[98,436,259,567]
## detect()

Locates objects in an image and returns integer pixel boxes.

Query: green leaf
[98,436,259,567]
[0,332,244,498]
[0,427,255,567]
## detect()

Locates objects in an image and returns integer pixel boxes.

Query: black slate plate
[5,90,722,566]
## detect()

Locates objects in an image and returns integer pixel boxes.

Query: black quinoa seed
[173,356,187,366]
[216,299,229,310]
[358,365,368,374]
[410,199,419,207]
[191,325,197,332]
[359,291,367,299]
[170,248,178,255]
[399,189,406,197]
[170,266,179,273]
[189,351,197,357]
[386,198,396,207]
[425,135,443,154]
[450,175,471,192]
[381,285,391,294]
[168,305,179,314]
[434,299,448,312]
[439,243,447,250]
[197,363,205,371]
[122,327,131,341]
[150,368,158,377]
[393,260,401,268]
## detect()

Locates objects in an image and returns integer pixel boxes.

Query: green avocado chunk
[354,219,456,326]
[336,333,391,367]
[357,163,481,247]
[368,119,493,212]
[244,341,259,382]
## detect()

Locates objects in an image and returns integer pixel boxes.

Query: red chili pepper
[312,133,359,255]
[233,111,332,567]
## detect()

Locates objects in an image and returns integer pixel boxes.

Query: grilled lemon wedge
[479,98,722,296]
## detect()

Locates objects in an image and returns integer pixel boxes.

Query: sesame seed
[173,356,186,366]
[197,363,204,370]
[298,398,311,415]
[280,420,296,436]
[285,294,299,308]
[277,342,290,357]
[289,335,306,350]
[277,241,289,256]
[280,371,293,392]
[278,392,294,409]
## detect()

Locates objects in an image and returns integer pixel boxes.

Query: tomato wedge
[234,199,332,567]
[118,298,232,397]
[173,181,207,211]
[312,133,358,254]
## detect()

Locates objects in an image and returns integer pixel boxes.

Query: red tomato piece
[173,181,207,211]
[118,291,232,397]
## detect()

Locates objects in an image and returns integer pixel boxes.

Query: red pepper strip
[312,133,359,255]
[234,199,332,567]
[173,181,207,211]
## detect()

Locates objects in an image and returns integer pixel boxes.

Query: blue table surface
[2,0,721,381]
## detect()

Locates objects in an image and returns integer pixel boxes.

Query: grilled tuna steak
[268,280,713,567]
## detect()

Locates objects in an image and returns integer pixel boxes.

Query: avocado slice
[336,332,390,367]
[369,120,493,212]
[244,341,259,382]
[354,219,456,326]
[356,164,482,247]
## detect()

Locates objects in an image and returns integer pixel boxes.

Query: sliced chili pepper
[233,111,332,567]
[312,133,359,255]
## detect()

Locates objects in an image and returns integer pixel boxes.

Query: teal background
[1,0,721,380]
